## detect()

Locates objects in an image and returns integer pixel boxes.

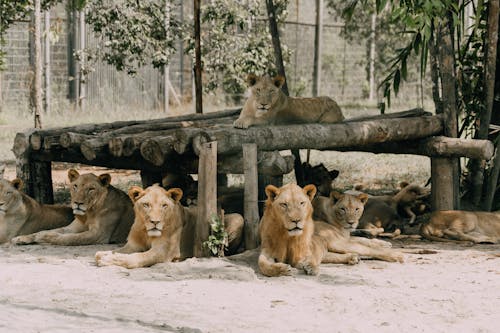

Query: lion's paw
[275,262,292,276]
[392,252,405,263]
[11,234,36,245]
[233,118,250,129]
[347,253,360,265]
[95,251,116,267]
[373,239,392,248]
[303,263,319,276]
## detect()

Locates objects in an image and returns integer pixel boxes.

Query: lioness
[233,74,344,129]
[96,184,244,269]
[313,191,404,262]
[11,169,134,246]
[420,210,500,243]
[0,178,73,244]
[258,183,360,277]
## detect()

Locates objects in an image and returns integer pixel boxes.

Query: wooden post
[31,161,54,204]
[194,141,217,257]
[79,9,86,112]
[242,144,259,250]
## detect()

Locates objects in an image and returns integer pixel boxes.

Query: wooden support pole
[194,141,217,257]
[431,157,454,211]
[31,161,54,204]
[243,143,260,250]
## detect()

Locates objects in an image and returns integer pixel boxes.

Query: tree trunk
[312,0,323,97]
[193,0,202,114]
[434,19,460,211]
[33,0,43,128]
[265,0,303,184]
[243,144,259,250]
[481,0,500,211]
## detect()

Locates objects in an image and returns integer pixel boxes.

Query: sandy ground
[0,240,499,333]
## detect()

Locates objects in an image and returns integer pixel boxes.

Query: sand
[0,240,499,333]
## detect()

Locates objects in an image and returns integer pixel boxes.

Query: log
[140,136,176,166]
[194,141,217,257]
[59,132,93,148]
[178,115,444,155]
[81,137,110,161]
[336,136,494,159]
[243,144,260,250]
[217,151,295,175]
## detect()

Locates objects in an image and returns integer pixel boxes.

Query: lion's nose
[150,219,161,226]
[74,201,84,206]
[291,218,301,224]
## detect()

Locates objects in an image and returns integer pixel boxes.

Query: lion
[420,210,500,243]
[312,191,405,263]
[233,74,344,129]
[350,182,430,238]
[0,178,74,244]
[95,184,244,269]
[258,183,360,277]
[11,169,134,246]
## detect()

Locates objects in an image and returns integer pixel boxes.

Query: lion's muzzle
[287,219,304,236]
[72,202,87,215]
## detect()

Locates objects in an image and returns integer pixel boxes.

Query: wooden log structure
[12,108,495,210]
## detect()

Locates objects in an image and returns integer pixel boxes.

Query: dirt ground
[0,239,499,333]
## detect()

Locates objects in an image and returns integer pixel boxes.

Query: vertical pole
[243,144,259,250]
[312,0,323,97]
[44,9,51,114]
[163,1,170,114]
[368,10,377,101]
[193,0,203,114]
[79,9,86,112]
[194,141,217,257]
[33,0,43,128]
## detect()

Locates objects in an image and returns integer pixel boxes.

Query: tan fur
[233,74,344,129]
[258,184,359,277]
[96,184,244,269]
[11,169,134,246]
[0,178,73,243]
[312,191,404,263]
[420,210,500,243]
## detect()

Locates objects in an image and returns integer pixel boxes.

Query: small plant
[203,213,228,257]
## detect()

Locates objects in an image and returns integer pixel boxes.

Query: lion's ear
[11,178,23,190]
[167,188,183,203]
[247,74,258,86]
[330,191,343,203]
[265,185,279,201]
[98,173,111,187]
[68,169,80,182]
[357,193,369,205]
[303,184,317,201]
[273,75,285,88]
[399,181,409,189]
[128,186,144,202]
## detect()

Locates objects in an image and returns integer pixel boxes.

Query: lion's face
[0,179,23,216]
[329,191,368,231]
[396,182,430,205]
[128,184,183,238]
[68,169,110,216]
[265,183,316,236]
[247,74,285,116]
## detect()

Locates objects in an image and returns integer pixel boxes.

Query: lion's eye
[142,203,150,209]
[300,201,305,206]
[340,207,346,214]
[5,191,12,196]
[87,188,95,194]
[280,203,287,209]
[355,207,360,212]
[162,203,168,209]
[73,185,78,191]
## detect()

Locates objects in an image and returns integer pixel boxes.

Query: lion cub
[233,74,344,129]
[96,184,244,269]
[420,210,500,243]
[258,183,360,277]
[0,178,73,244]
[312,191,404,263]
[12,169,134,246]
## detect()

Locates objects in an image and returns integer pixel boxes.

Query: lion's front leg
[12,219,85,245]
[96,248,165,269]
[258,251,292,277]
[350,236,393,248]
